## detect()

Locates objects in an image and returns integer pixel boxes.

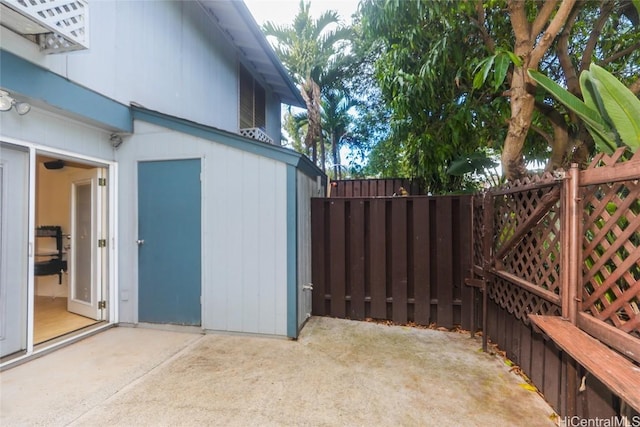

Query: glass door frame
[0,136,118,367]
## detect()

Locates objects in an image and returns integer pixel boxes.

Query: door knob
[136,239,145,246]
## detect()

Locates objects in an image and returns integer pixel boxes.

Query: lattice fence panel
[502,204,562,295]
[488,277,561,324]
[582,180,640,337]
[485,174,563,317]
[493,182,562,285]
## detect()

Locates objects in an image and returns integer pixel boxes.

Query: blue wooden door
[138,159,201,325]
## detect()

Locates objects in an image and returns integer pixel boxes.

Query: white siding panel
[0,107,114,161]
[273,165,288,334]
[240,158,261,333]
[257,159,278,333]
[2,1,284,145]
[208,146,230,330]
[118,121,288,336]
[297,172,318,328]
[222,149,245,332]
[6,2,238,132]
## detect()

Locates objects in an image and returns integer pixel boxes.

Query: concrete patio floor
[1,317,557,426]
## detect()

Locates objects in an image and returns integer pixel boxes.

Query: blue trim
[133,107,326,181]
[0,50,132,132]
[286,165,298,338]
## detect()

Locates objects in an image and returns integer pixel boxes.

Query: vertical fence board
[311,199,326,316]
[577,375,616,419]
[329,200,346,318]
[312,194,472,326]
[505,311,515,362]
[391,199,408,323]
[369,199,387,319]
[530,330,545,394]
[349,200,366,320]
[518,320,532,376]
[458,197,473,331]
[413,198,430,324]
[435,198,454,328]
[487,299,498,346]
[543,341,562,411]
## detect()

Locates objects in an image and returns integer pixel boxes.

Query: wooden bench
[528,315,640,412]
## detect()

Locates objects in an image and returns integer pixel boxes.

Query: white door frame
[0,136,118,368]
[68,167,106,320]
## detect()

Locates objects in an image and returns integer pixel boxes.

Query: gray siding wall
[117,120,289,336]
[296,171,319,329]
[0,1,282,140]
[0,107,114,161]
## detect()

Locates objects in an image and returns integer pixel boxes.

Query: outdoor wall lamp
[0,90,31,115]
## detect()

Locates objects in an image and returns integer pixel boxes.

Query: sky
[243,0,359,27]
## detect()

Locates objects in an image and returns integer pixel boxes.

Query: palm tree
[322,89,356,179]
[263,1,351,169]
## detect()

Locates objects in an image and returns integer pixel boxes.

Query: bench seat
[528,315,640,412]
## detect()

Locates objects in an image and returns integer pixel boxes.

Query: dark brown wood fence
[329,178,427,198]
[311,195,476,329]
[471,148,640,419]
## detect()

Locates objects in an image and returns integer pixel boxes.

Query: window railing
[239,127,274,145]
[0,0,88,53]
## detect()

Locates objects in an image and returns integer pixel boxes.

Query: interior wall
[35,162,80,297]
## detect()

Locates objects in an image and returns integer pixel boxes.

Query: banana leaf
[528,69,617,154]
[580,70,619,153]
[588,64,640,152]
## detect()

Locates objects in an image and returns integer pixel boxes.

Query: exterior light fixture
[0,90,31,115]
[0,91,12,111]
[14,102,31,115]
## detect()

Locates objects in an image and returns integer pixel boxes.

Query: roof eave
[197,0,305,109]
[231,1,305,108]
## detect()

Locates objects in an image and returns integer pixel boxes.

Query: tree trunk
[502,66,535,180]
[502,0,576,180]
[331,132,339,179]
[300,78,323,170]
[320,135,326,172]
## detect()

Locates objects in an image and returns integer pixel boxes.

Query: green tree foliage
[358,0,640,186]
[358,0,513,193]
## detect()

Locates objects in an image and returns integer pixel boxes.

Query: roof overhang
[197,0,305,108]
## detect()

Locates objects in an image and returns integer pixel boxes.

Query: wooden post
[481,191,494,353]
[567,163,580,325]
[561,171,570,320]
[565,163,581,417]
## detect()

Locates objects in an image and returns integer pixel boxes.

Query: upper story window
[239,63,266,130]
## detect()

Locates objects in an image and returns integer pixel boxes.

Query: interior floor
[34,296,98,344]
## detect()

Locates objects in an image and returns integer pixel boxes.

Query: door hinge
[98,300,107,309]
[98,177,107,186]
[98,239,107,248]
